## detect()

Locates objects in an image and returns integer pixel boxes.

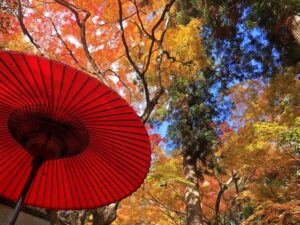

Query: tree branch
[132,0,153,39]
[49,18,83,68]
[214,173,238,225]
[146,187,186,218]
[54,0,103,78]
[103,68,132,102]
[117,0,143,76]
[17,0,42,54]
[142,0,175,74]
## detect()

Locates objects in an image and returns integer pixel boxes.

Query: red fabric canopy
[0,51,151,209]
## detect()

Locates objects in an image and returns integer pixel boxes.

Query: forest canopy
[0,0,299,224]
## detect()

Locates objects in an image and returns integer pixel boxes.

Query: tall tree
[154,75,217,225]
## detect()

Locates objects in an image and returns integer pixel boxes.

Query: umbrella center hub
[8,106,89,159]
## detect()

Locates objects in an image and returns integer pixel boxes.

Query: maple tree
[113,145,186,225]
[215,67,300,224]
[0,0,208,224]
[112,132,239,225]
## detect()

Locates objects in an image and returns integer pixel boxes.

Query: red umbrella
[0,51,151,224]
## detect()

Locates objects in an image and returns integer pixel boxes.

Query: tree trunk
[183,152,203,225]
[47,203,118,225]
[47,210,62,225]
[69,211,79,225]
[92,202,119,225]
[291,15,300,45]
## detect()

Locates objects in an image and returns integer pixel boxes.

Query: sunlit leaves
[113,146,186,225]
[162,18,208,84]
[218,68,300,224]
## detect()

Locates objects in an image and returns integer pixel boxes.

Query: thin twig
[17,0,42,54]
[54,0,103,78]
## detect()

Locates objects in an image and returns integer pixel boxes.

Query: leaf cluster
[217,68,300,224]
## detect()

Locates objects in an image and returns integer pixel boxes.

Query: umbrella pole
[8,157,44,225]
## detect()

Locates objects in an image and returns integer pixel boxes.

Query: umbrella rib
[0,144,20,161]
[87,144,138,193]
[9,53,40,106]
[0,151,29,196]
[71,156,97,207]
[0,134,16,144]
[75,153,110,205]
[58,160,67,208]
[0,147,26,176]
[89,129,149,150]
[61,83,102,116]
[84,122,144,128]
[58,160,74,208]
[75,156,118,205]
[0,143,21,159]
[84,118,140,122]
[82,148,128,198]
[85,150,137,194]
[89,125,148,137]
[68,103,128,120]
[32,163,46,206]
[89,142,146,180]
[0,82,29,108]
[79,112,135,121]
[0,131,15,136]
[49,160,53,209]
[6,158,31,200]
[53,160,59,209]
[94,142,149,168]
[56,70,78,117]
[62,76,91,116]
[90,141,142,171]
[75,97,122,117]
[0,102,13,114]
[92,135,149,159]
[88,126,148,137]
[91,144,149,170]
[93,135,150,160]
[0,58,35,104]
[66,90,111,116]
[70,157,95,206]
[91,131,149,149]
[41,160,50,207]
[65,159,84,209]
[0,70,32,106]
[22,54,47,107]
[54,64,66,116]
[36,57,51,113]
[88,104,129,114]
[50,60,55,111]
[76,153,116,204]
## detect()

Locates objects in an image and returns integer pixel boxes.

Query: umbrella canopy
[0,51,151,210]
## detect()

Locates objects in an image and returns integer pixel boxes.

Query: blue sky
[155,9,281,154]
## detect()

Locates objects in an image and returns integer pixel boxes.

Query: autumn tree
[115,4,208,225]
[113,139,187,225]
[216,67,300,224]
[0,0,208,224]
[159,3,299,223]
[155,2,300,224]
